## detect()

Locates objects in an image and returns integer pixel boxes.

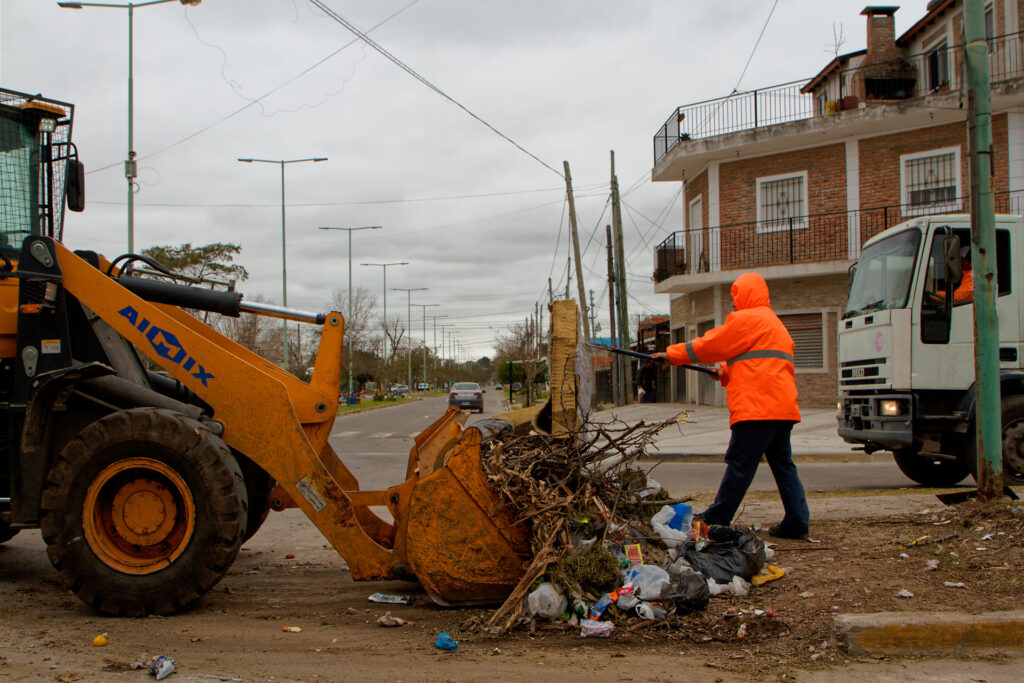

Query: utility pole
[564,161,592,341]
[565,257,571,299]
[611,150,633,402]
[361,261,408,383]
[548,277,554,304]
[606,225,620,405]
[965,0,1003,498]
[589,289,597,343]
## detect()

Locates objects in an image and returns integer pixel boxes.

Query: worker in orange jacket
[652,272,809,539]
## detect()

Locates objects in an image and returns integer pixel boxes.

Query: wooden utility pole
[548,277,554,304]
[589,289,597,343]
[610,150,633,402]
[606,225,620,405]
[565,257,571,299]
[564,161,592,342]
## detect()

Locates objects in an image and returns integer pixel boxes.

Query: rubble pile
[478,414,782,635]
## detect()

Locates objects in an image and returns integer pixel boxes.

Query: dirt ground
[1,491,1023,682]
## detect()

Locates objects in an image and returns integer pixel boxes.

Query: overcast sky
[0,0,932,359]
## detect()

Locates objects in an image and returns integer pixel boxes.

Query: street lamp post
[413,303,440,388]
[431,314,448,388]
[58,0,203,253]
[392,287,427,393]
[238,156,327,372]
[361,261,408,382]
[319,226,381,397]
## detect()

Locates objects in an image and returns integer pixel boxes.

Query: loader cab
[0,90,81,361]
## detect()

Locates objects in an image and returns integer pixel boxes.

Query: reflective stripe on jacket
[665,272,800,425]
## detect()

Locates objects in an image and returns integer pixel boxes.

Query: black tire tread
[39,407,247,616]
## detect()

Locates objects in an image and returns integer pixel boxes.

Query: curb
[649,451,885,463]
[837,610,1024,655]
[335,398,420,417]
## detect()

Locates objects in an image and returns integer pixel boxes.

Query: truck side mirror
[944,235,961,283]
[66,158,85,213]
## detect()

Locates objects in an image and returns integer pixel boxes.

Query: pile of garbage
[478,414,782,635]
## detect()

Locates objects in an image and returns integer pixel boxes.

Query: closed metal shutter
[780,313,824,369]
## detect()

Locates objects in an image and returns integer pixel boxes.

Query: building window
[900,147,961,216]
[985,4,994,54]
[780,313,824,369]
[756,171,808,233]
[926,41,949,90]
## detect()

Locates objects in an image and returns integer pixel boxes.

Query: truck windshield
[844,229,921,319]
[0,109,37,249]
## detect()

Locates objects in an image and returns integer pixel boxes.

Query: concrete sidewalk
[591,402,862,460]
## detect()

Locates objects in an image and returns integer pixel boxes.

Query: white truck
[837,213,1023,487]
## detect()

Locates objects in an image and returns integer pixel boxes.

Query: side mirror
[66,158,85,212]
[944,234,962,283]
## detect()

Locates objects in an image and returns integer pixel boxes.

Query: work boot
[768,524,808,540]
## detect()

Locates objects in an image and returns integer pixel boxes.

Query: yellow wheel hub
[83,457,195,575]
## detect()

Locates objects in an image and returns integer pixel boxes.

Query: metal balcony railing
[653,190,1024,283]
[653,32,1024,166]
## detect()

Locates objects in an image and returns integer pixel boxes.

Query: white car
[389,384,409,397]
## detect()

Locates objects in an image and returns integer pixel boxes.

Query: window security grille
[905,151,958,212]
[780,312,824,369]
[759,174,805,231]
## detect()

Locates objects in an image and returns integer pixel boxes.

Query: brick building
[651,1,1024,408]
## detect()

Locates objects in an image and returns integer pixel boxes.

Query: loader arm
[54,240,399,579]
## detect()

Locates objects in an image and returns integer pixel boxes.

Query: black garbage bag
[667,570,710,614]
[681,525,766,584]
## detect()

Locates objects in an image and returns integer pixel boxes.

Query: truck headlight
[880,399,902,416]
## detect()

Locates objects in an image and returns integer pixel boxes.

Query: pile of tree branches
[479,414,687,633]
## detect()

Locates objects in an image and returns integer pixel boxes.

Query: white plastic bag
[651,505,691,548]
[622,564,671,600]
[526,582,567,620]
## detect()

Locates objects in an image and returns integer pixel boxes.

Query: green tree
[141,242,248,283]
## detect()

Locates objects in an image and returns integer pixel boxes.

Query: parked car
[389,383,409,397]
[448,382,485,413]
[416,382,430,391]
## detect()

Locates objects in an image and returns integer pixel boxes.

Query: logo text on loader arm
[118,306,215,386]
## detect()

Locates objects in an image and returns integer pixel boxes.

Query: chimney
[861,6,900,66]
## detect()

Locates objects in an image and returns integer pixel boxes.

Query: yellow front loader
[0,87,530,615]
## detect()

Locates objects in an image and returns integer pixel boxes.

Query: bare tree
[827,22,846,57]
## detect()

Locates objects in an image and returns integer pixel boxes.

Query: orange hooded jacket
[665,272,800,426]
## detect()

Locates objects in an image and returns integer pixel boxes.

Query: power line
[309,0,564,179]
[86,0,421,175]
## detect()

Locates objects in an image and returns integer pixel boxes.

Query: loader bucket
[397,422,532,605]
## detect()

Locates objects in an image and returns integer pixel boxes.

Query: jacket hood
[731,272,770,310]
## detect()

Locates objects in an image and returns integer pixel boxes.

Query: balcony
[654,190,1024,287]
[653,32,1024,167]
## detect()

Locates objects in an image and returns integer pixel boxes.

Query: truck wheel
[893,449,970,487]
[39,408,248,616]
[967,395,1024,485]
[0,520,19,544]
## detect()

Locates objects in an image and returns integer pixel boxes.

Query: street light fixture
[319,226,381,397]
[360,261,408,375]
[58,0,203,253]
[238,156,328,372]
[392,287,427,394]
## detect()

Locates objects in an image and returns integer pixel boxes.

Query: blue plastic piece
[668,503,693,530]
[435,632,459,651]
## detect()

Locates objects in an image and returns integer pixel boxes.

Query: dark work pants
[702,420,809,533]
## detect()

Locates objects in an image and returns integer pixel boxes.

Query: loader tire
[893,448,970,487]
[40,408,248,616]
[0,520,19,544]
[234,451,275,541]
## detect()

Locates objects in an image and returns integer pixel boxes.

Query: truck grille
[840,357,887,387]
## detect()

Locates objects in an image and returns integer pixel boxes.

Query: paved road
[330,396,972,495]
